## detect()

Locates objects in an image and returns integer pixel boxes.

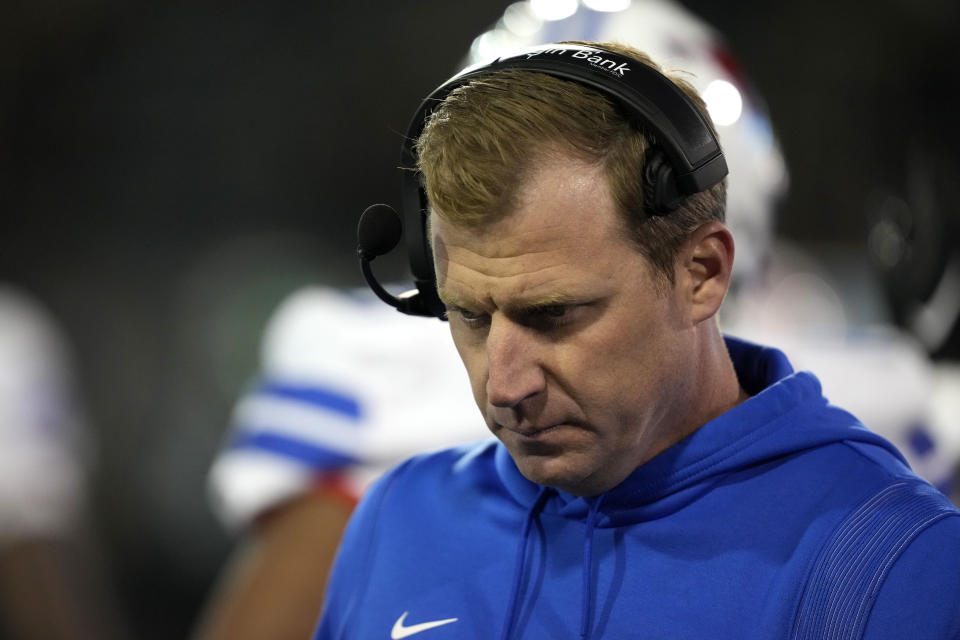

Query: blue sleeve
[312,462,405,640]
[227,379,363,470]
[793,480,960,640]
[863,514,960,639]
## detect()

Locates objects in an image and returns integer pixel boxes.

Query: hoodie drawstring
[500,486,550,640]
[500,488,606,639]
[580,494,605,640]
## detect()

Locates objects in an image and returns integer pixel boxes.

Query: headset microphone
[358,203,402,261]
[357,203,440,317]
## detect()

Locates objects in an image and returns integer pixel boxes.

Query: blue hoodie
[316,338,960,639]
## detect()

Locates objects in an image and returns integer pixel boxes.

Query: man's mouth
[498,422,571,439]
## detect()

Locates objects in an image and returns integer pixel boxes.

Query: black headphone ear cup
[643,149,683,215]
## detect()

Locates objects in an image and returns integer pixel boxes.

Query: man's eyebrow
[510,292,580,311]
[436,289,474,310]
[439,289,581,311]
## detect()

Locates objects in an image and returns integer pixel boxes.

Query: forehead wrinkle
[435,226,619,313]
[439,236,579,276]
[438,254,590,312]
[496,220,603,255]
[442,206,601,249]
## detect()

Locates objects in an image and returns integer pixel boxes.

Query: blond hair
[415,41,727,285]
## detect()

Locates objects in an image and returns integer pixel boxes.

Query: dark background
[2,1,958,637]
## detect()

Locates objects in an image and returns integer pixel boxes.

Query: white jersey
[207,286,489,531]
[722,247,959,497]
[0,285,88,542]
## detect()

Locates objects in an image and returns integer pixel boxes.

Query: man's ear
[677,221,735,324]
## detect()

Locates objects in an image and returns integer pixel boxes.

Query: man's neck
[643,321,747,468]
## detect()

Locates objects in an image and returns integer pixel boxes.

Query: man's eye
[450,307,489,326]
[525,304,575,329]
[539,305,568,318]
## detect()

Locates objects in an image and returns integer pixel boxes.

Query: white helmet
[464,0,789,286]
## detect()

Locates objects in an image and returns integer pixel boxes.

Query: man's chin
[509,449,597,496]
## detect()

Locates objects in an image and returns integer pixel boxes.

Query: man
[197,4,956,639]
[194,5,788,632]
[0,284,128,639]
[316,41,960,639]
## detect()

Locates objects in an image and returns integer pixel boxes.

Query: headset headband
[403,44,726,190]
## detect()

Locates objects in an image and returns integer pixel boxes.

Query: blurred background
[1,0,958,638]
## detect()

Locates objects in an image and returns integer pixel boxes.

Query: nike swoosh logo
[390,611,459,638]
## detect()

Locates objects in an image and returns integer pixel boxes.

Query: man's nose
[485,316,546,409]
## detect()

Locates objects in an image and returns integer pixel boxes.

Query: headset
[357,43,728,319]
